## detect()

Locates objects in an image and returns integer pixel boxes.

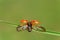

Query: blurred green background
[0,0,60,40]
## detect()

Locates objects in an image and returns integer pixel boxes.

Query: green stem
[33,30,60,36]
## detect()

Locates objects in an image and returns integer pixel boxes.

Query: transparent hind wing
[33,26,46,32]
